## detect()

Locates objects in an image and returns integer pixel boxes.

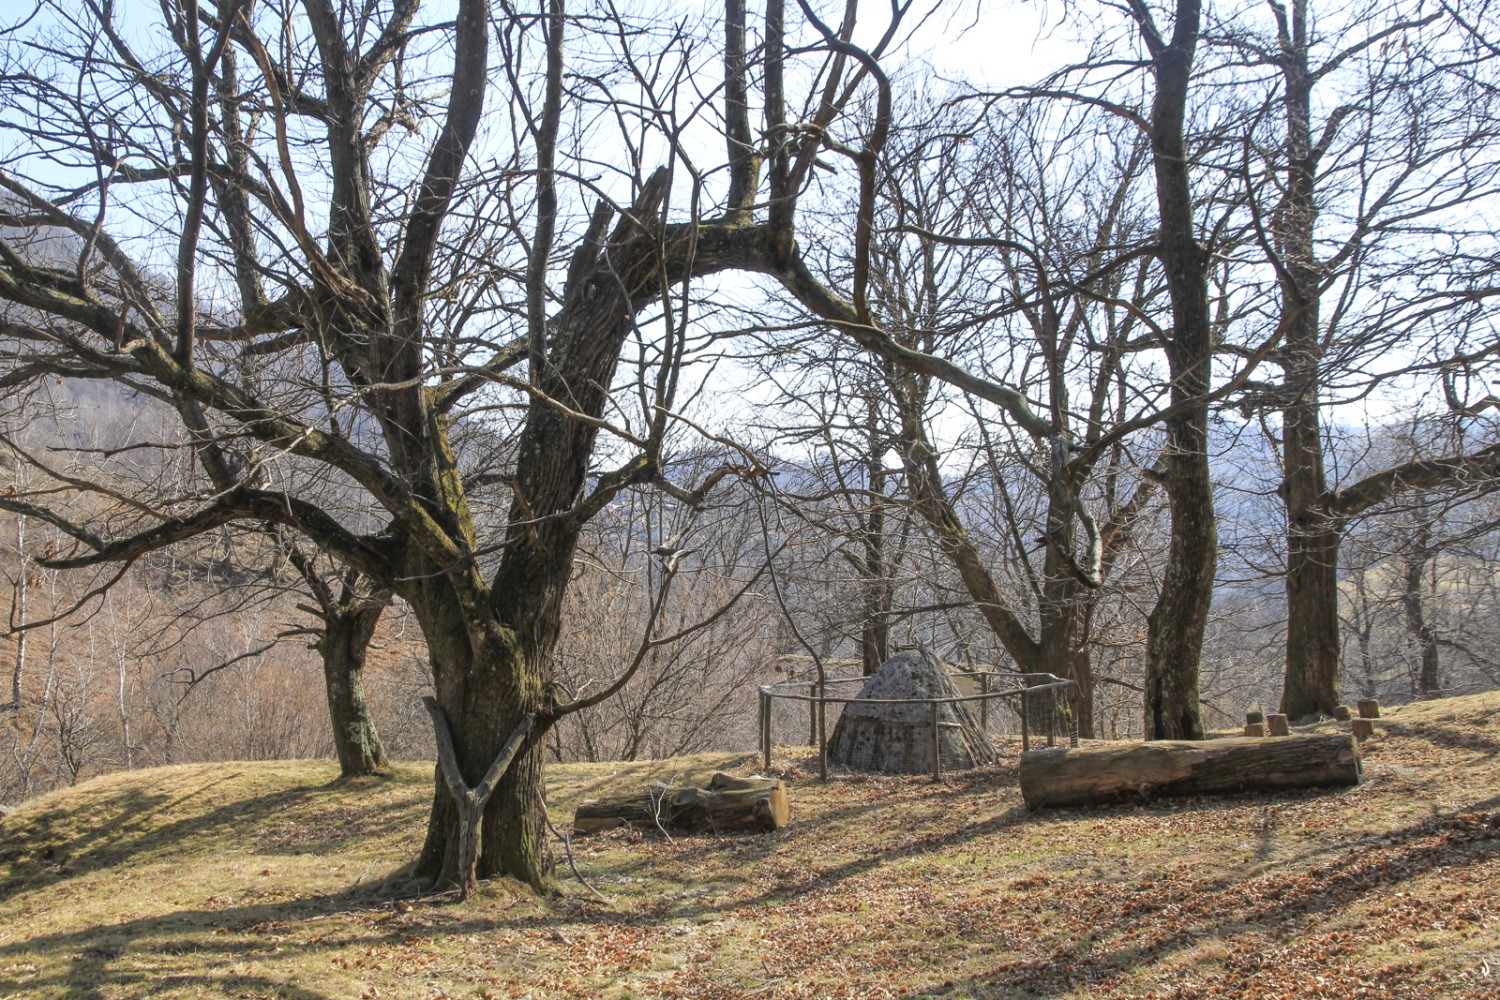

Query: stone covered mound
[826,649,998,773]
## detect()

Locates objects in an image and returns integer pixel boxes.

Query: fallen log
[573,772,790,836]
[1019,734,1360,810]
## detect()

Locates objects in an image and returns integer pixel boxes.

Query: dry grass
[2,693,1498,999]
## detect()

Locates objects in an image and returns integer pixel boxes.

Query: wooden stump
[1245,711,1265,727]
[1267,713,1291,737]
[1243,723,1266,737]
[1018,735,1361,810]
[1332,705,1352,722]
[573,772,790,836]
[1358,699,1381,719]
[1352,718,1375,741]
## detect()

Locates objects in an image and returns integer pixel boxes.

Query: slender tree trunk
[1400,533,1441,697]
[6,512,26,712]
[319,600,389,777]
[1041,484,1096,738]
[861,412,891,675]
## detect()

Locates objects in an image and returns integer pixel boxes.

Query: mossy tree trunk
[318,594,390,778]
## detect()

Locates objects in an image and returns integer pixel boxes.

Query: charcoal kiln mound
[826,648,998,774]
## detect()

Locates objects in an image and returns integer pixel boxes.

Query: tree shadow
[897,799,1500,998]
[0,885,397,999]
[0,771,423,902]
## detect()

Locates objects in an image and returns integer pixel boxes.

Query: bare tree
[0,0,897,891]
[1210,0,1500,718]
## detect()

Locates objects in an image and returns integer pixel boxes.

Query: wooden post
[1357,699,1381,719]
[1352,718,1375,741]
[930,700,942,780]
[1267,713,1290,736]
[1243,722,1266,737]
[979,672,989,731]
[1332,705,1352,722]
[1246,710,1265,727]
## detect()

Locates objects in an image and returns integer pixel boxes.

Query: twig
[542,802,609,905]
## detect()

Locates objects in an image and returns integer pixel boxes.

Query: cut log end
[1019,734,1361,811]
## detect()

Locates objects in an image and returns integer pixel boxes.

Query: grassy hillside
[2,694,1498,999]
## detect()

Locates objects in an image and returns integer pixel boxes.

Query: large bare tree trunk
[1275,1,1342,720]
[1137,0,1211,741]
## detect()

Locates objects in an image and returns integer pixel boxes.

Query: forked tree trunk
[412,597,554,892]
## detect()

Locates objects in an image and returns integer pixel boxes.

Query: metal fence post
[761,690,772,771]
[930,700,942,780]
[1020,688,1030,752]
[817,683,828,781]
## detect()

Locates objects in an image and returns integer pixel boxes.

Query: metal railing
[757,670,1077,780]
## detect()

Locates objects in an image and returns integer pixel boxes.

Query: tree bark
[1019,733,1360,809]
[1400,531,1441,697]
[860,405,892,676]
[318,599,389,777]
[412,591,553,891]
[1275,0,1342,721]
[572,773,790,836]
[1136,0,1212,741]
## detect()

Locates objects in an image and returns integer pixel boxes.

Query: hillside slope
[2,695,1498,999]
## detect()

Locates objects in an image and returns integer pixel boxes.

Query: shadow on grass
[1379,719,1500,757]
[0,770,422,903]
[0,883,402,1000]
[900,799,1500,999]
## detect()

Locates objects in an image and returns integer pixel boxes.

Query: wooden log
[1352,718,1375,741]
[1019,735,1361,810]
[1332,705,1352,722]
[1243,723,1266,737]
[1267,713,1291,736]
[573,772,790,836]
[1358,699,1381,719]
